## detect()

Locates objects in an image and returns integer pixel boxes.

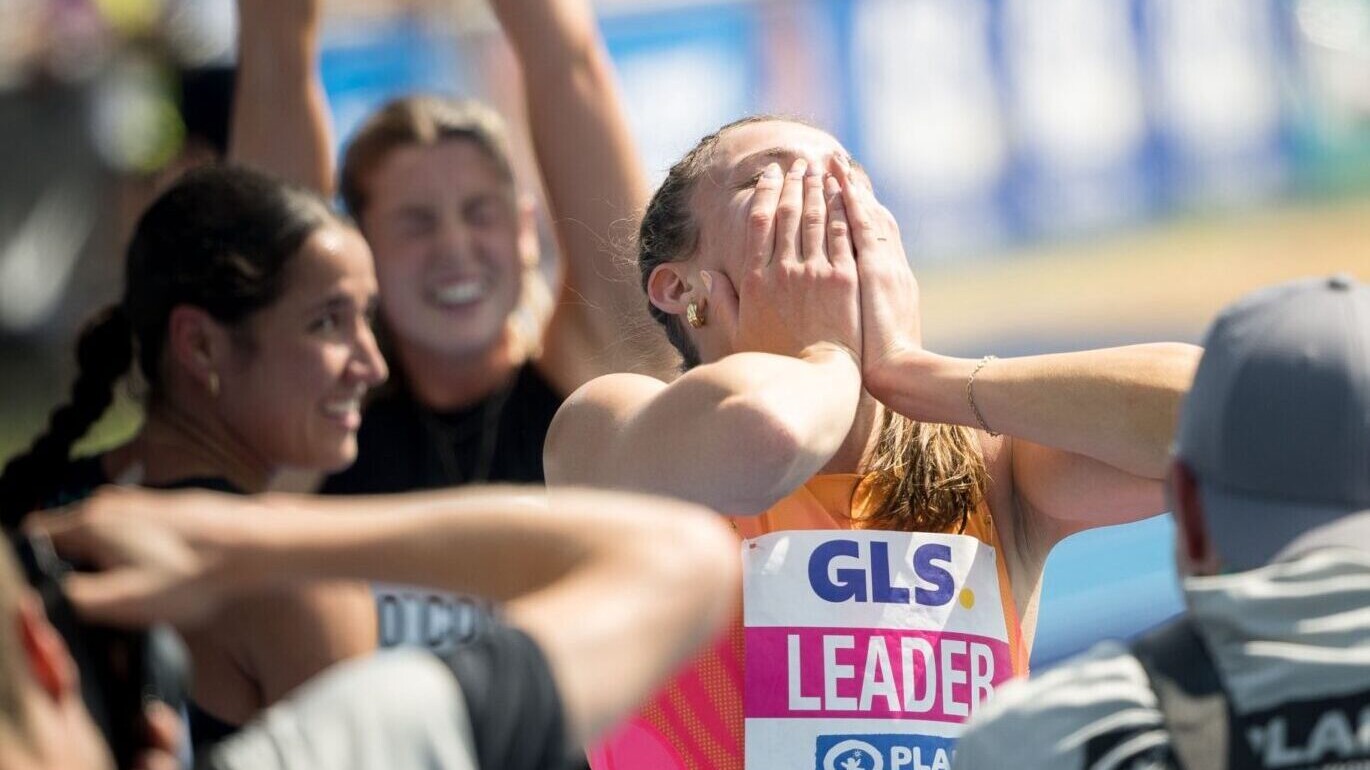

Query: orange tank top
[588,473,1028,770]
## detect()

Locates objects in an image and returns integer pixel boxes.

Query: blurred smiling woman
[0,165,387,749]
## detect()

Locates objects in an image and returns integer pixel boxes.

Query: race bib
[743,530,1014,770]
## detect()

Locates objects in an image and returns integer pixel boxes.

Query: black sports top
[46,459,244,751]
[322,363,563,495]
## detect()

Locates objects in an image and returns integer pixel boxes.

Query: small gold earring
[208,372,220,398]
[686,301,706,329]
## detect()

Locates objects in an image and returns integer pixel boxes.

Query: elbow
[1146,342,1205,392]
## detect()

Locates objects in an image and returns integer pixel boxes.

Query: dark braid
[0,307,133,527]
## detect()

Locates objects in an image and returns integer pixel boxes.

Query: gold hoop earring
[208,372,220,398]
[686,302,706,329]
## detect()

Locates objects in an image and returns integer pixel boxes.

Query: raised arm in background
[490,0,672,387]
[229,0,334,193]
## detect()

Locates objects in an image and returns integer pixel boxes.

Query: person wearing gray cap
[952,275,1370,770]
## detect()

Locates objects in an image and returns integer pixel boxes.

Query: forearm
[493,0,645,231]
[247,487,720,602]
[871,343,1201,479]
[490,0,658,373]
[598,349,862,513]
[230,0,334,193]
[251,488,586,601]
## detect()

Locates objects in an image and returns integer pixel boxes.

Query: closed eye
[733,171,765,192]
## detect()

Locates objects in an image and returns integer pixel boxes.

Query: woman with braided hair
[0,164,387,751]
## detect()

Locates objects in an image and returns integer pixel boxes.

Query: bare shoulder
[559,372,671,419]
[545,372,668,485]
[224,581,377,706]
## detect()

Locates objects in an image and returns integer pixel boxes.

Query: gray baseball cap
[1174,274,1370,571]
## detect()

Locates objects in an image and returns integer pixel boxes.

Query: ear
[165,304,231,391]
[516,193,541,270]
[647,262,696,318]
[1169,460,1217,576]
[16,593,78,703]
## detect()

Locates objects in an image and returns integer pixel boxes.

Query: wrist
[798,342,862,375]
[864,347,942,405]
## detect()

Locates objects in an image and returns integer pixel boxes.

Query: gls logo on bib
[809,541,957,607]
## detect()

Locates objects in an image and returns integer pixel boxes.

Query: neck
[820,390,884,475]
[134,401,272,493]
[394,327,527,412]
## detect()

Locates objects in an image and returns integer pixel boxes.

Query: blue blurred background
[2,0,1368,668]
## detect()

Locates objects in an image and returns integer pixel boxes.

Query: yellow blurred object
[93,0,166,36]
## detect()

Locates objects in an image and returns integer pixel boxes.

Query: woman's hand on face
[836,159,926,398]
[706,158,862,365]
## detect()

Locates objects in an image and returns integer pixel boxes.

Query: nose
[434,215,475,266]
[349,318,389,388]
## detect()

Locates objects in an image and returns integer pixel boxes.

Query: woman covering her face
[546,116,1202,770]
[0,164,388,750]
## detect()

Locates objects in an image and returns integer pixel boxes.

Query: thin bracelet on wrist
[967,355,1000,437]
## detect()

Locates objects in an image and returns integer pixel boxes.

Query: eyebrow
[307,294,358,316]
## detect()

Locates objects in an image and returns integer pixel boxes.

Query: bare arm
[30,485,739,747]
[870,346,1199,545]
[489,0,668,388]
[546,348,863,514]
[838,162,1200,552]
[548,160,866,513]
[229,0,335,194]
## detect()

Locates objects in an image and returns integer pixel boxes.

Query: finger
[837,159,883,260]
[876,202,901,242]
[24,510,106,568]
[143,701,184,755]
[61,570,173,628]
[773,158,807,266]
[743,163,783,275]
[800,167,827,263]
[131,750,180,770]
[824,173,854,268]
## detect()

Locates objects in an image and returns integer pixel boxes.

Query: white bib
[742,530,1014,770]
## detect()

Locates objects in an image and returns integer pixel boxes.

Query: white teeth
[323,399,360,417]
[431,279,483,306]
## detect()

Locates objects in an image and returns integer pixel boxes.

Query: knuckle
[747,208,773,231]
[803,209,827,228]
